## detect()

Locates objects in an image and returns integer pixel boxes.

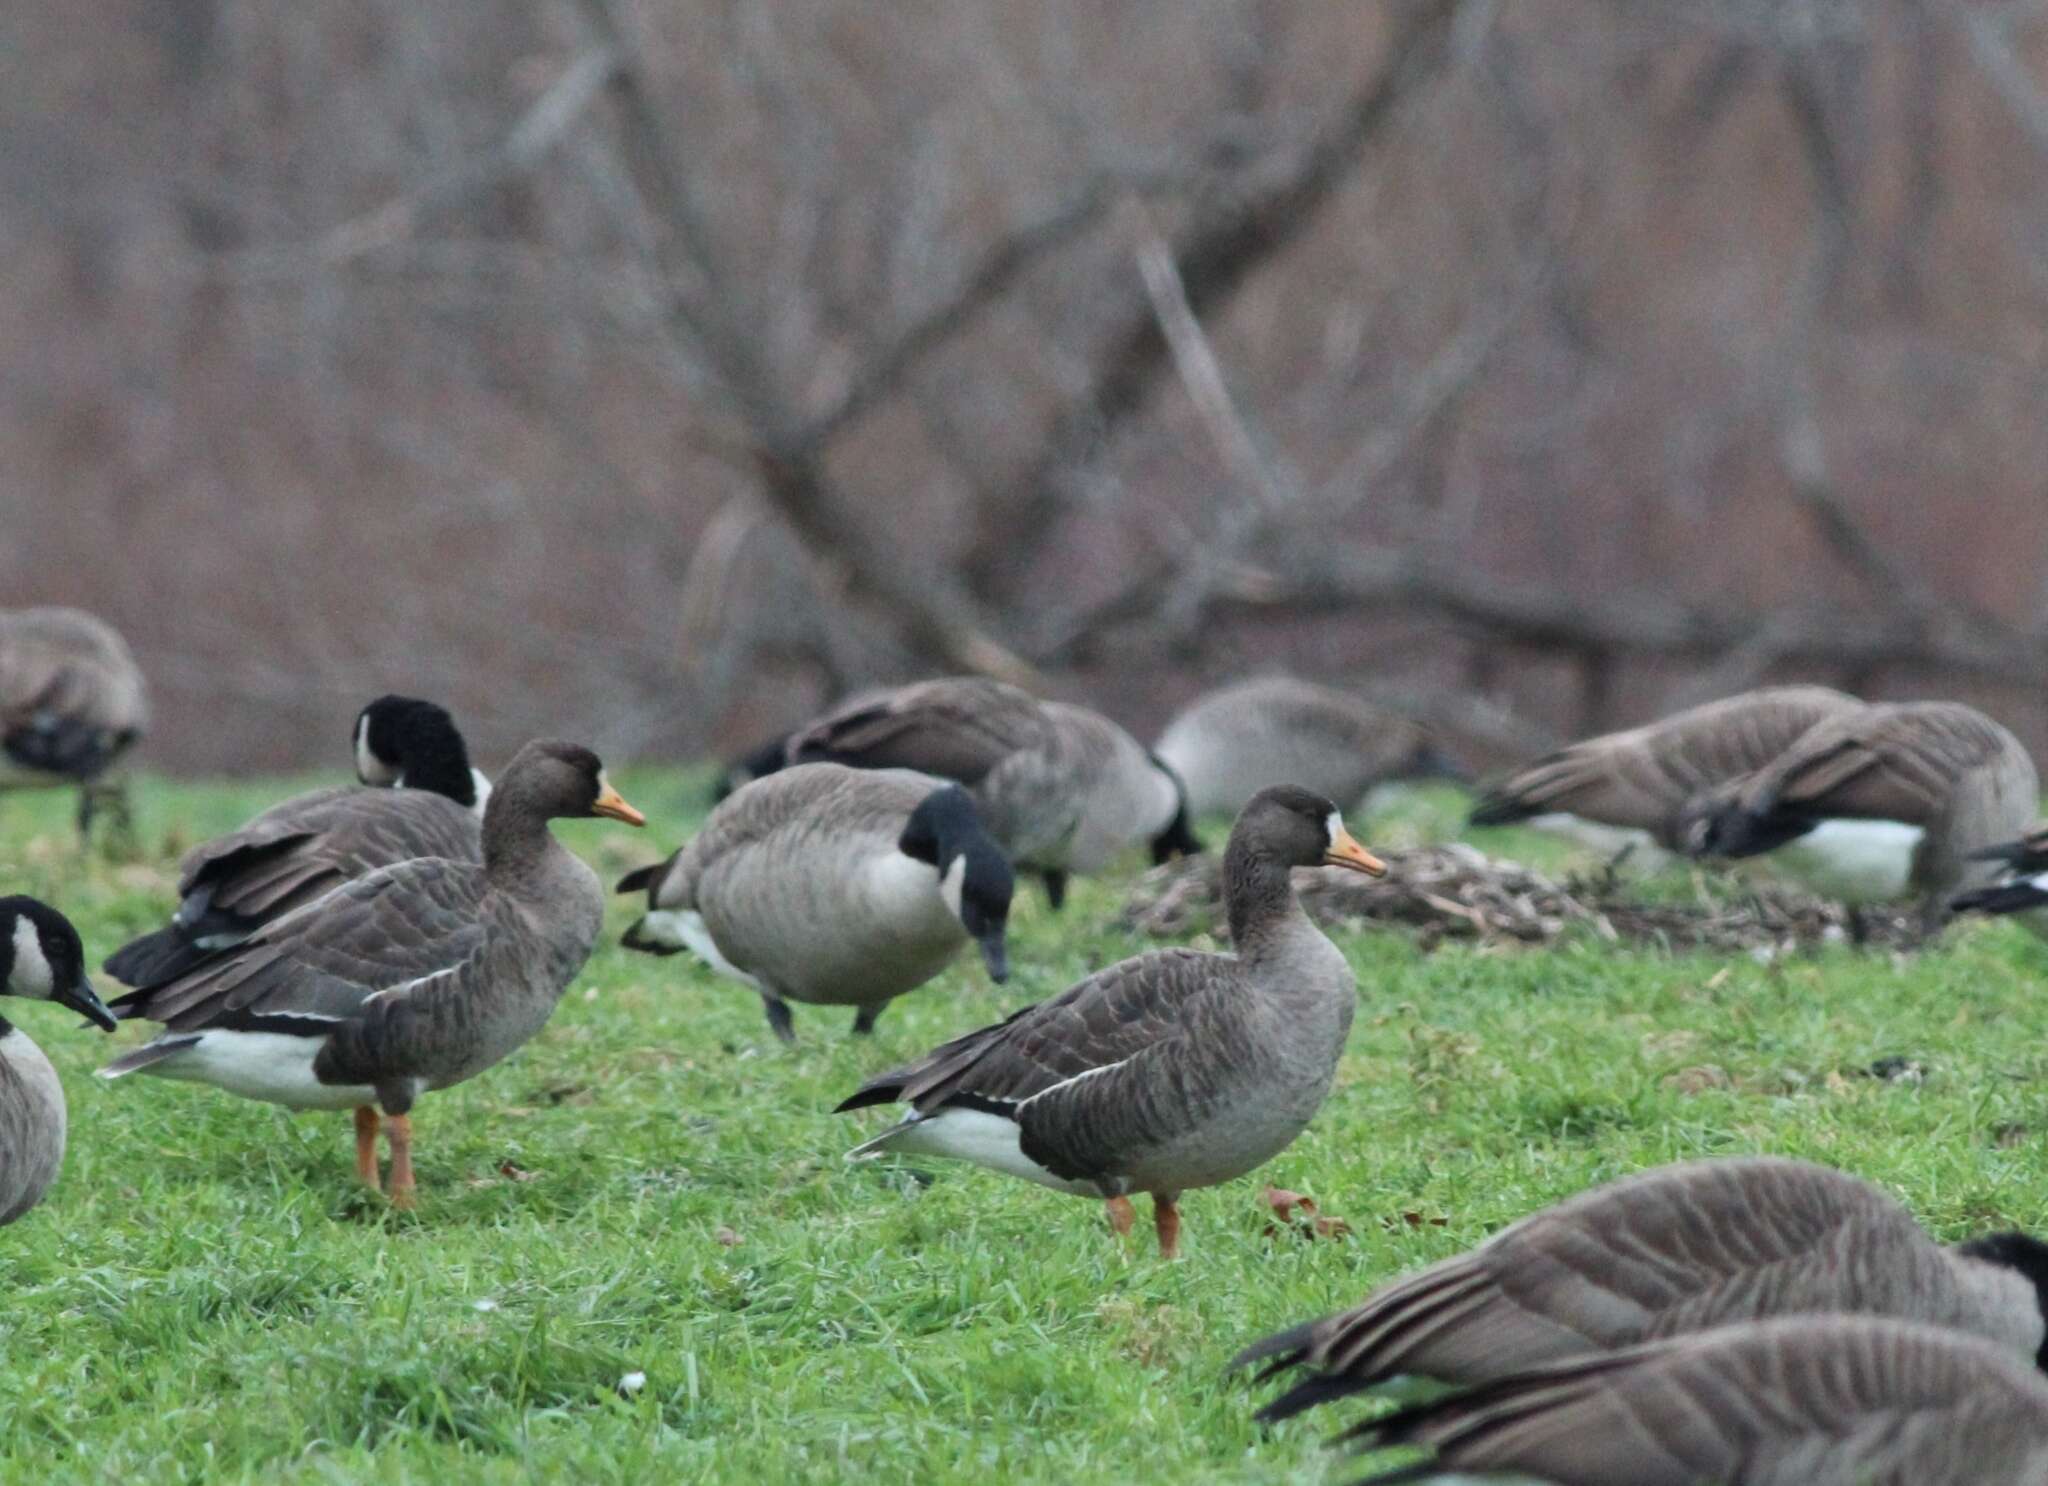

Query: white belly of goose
[1764,819,1924,903]
[120,1030,380,1112]
[854,1108,1105,1198]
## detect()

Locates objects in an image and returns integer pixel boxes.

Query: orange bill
[1324,825,1386,877]
[592,780,647,827]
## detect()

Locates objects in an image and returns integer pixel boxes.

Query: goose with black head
[620,764,1014,1041]
[0,898,116,1224]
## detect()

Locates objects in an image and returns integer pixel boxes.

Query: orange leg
[385,1114,417,1209]
[1154,1195,1182,1259]
[1105,1195,1136,1238]
[354,1106,382,1192]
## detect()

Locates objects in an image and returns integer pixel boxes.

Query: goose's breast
[0,1030,65,1223]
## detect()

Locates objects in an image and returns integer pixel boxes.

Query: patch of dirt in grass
[1121,845,1924,955]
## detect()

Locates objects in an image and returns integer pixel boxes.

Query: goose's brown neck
[1223,836,1304,952]
[482,790,560,889]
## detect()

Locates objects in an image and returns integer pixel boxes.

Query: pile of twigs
[1120,844,1925,954]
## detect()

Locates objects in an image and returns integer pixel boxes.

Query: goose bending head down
[836,785,1384,1257]
[97,741,644,1207]
[619,767,1015,1041]
[0,898,116,1225]
[353,694,491,814]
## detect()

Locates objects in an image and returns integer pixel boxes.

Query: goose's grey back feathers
[1155,676,1432,816]
[633,764,973,1009]
[1470,685,1858,845]
[0,1026,65,1224]
[1354,1317,2048,1486]
[1243,1156,2046,1420]
[0,607,148,780]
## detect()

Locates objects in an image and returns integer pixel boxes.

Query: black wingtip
[1464,793,1528,829]
[832,1083,904,1115]
[1225,1318,1321,1376]
[1252,1370,1375,1426]
[615,864,657,896]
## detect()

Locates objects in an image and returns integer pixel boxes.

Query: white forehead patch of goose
[10,915,52,999]
[1325,811,1344,849]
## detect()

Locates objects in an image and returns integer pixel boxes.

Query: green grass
[5,773,2048,1483]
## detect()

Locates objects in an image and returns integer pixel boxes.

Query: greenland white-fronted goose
[1237,1156,2048,1425]
[836,785,1384,1257]
[0,606,149,836]
[1154,676,1456,819]
[98,741,644,1206]
[618,764,1014,1042]
[788,677,1201,910]
[1468,685,1859,865]
[1348,1317,2048,1485]
[1686,700,2039,925]
[104,696,487,991]
[0,898,116,1224]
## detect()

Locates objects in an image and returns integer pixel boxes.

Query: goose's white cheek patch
[9,917,51,999]
[939,856,966,920]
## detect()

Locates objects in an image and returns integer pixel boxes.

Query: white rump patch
[120,1030,375,1111]
[1767,819,1924,903]
[9,916,51,999]
[850,1108,1100,1196]
[651,909,761,989]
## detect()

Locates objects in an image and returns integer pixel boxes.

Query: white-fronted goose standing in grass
[1154,676,1457,819]
[1236,1156,2048,1425]
[1685,700,2039,929]
[617,764,1015,1042]
[0,898,117,1224]
[1468,685,1859,866]
[0,606,149,836]
[104,697,488,991]
[98,741,644,1206]
[788,677,1201,910]
[1346,1317,2048,1485]
[1953,822,2048,938]
[836,785,1383,1257]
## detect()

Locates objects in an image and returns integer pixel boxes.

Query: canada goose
[97,741,644,1206]
[788,677,1200,909]
[617,764,1015,1041]
[0,606,149,836]
[1347,1316,2048,1485]
[0,898,117,1224]
[836,785,1384,1257]
[1154,676,1459,820]
[1685,701,2038,925]
[1235,1156,2048,1425]
[1468,685,1859,866]
[103,697,487,991]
